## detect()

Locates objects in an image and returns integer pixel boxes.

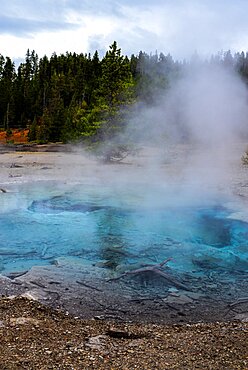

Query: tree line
[0,43,248,144]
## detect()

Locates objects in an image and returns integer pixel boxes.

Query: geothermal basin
[0,145,248,324]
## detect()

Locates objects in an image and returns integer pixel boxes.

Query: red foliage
[0,129,29,144]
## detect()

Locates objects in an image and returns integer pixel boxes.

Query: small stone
[9,317,41,326]
[86,335,107,350]
[94,315,105,320]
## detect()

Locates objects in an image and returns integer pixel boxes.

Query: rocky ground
[0,143,248,368]
[0,296,247,369]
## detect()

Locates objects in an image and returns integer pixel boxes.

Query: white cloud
[0,0,248,61]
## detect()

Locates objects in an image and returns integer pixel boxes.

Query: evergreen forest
[0,42,248,148]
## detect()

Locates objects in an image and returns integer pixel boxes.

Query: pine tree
[0,57,16,128]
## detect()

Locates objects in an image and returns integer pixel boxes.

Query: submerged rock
[192,249,248,273]
[28,195,112,214]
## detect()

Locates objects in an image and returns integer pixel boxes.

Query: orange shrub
[0,129,29,144]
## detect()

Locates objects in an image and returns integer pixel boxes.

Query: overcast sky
[0,0,248,61]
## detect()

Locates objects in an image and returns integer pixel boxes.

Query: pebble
[86,335,107,350]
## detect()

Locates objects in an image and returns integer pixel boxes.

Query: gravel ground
[0,296,247,369]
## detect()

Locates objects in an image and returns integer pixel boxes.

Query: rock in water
[28,195,111,213]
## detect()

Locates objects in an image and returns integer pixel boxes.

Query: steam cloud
[70,60,248,209]
[122,61,248,197]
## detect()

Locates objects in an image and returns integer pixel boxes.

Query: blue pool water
[0,183,248,276]
[0,181,248,279]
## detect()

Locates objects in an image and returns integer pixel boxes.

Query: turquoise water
[0,181,248,278]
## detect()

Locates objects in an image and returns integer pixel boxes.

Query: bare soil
[0,296,247,369]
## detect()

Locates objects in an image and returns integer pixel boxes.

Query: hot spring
[1,179,248,292]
